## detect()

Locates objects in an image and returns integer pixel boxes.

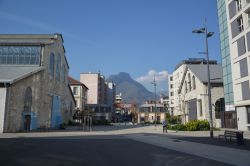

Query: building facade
[80,73,115,121]
[168,58,218,119]
[168,74,175,115]
[217,0,237,129]
[177,64,224,128]
[217,0,250,131]
[0,34,72,133]
[68,76,88,111]
[106,81,116,113]
[138,102,167,124]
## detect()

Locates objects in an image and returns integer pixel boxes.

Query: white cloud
[135,70,169,92]
[136,70,168,83]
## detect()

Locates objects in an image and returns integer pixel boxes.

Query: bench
[218,130,244,145]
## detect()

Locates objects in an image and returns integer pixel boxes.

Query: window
[170,92,174,96]
[49,53,55,77]
[75,100,78,108]
[185,81,187,93]
[247,12,250,27]
[236,0,242,12]
[192,76,196,90]
[170,76,173,81]
[0,46,40,65]
[170,84,173,88]
[247,106,250,124]
[242,81,250,100]
[56,53,61,81]
[62,64,65,82]
[239,58,248,77]
[73,87,78,95]
[199,100,203,117]
[188,73,191,91]
[237,16,244,32]
[237,36,246,56]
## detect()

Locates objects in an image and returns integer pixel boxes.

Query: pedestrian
[162,120,167,133]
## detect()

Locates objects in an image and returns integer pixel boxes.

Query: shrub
[185,120,210,131]
[167,124,187,131]
[167,120,210,131]
[165,113,181,124]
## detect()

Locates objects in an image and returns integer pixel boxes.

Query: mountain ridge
[107,72,154,104]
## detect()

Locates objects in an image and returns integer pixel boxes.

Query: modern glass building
[217,0,250,131]
[217,0,237,128]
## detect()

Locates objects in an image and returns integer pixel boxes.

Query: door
[24,115,31,131]
[188,99,197,121]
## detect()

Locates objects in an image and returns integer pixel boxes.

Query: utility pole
[192,18,214,138]
[152,76,157,127]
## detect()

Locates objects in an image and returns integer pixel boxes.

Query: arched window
[49,53,55,76]
[192,75,196,90]
[188,73,191,91]
[24,87,32,113]
[62,64,67,83]
[184,81,187,93]
[56,53,61,81]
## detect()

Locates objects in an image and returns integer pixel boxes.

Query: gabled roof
[178,64,223,94]
[187,64,223,83]
[68,76,88,89]
[0,66,44,84]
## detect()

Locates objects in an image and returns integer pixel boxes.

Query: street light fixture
[152,76,157,127]
[192,19,214,139]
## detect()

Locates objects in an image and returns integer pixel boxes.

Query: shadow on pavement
[163,134,250,151]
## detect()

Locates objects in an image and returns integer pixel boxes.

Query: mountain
[107,72,154,104]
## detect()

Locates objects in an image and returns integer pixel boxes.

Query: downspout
[3,83,11,133]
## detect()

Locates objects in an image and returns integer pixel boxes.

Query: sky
[0,0,221,92]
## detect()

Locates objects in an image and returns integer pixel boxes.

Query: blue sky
[0,0,220,92]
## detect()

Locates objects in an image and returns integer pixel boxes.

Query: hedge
[167,120,210,131]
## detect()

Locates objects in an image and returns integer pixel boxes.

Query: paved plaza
[0,125,250,166]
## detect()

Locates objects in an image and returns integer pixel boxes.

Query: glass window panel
[0,46,40,65]
[239,58,249,77]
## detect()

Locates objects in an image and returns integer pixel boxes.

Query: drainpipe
[3,83,11,133]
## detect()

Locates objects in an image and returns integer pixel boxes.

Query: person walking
[162,120,167,133]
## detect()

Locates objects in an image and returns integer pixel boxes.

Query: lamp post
[152,76,157,127]
[192,19,214,139]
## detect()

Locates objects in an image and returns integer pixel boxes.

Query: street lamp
[192,19,214,139]
[152,76,157,127]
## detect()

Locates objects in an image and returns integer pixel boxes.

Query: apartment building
[106,81,116,113]
[168,74,174,115]
[217,0,250,131]
[68,76,88,111]
[0,34,72,132]
[80,73,115,121]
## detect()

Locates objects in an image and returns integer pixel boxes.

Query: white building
[217,0,250,131]
[177,64,224,128]
[168,75,174,115]
[106,81,116,113]
[168,58,218,118]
